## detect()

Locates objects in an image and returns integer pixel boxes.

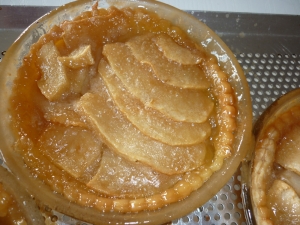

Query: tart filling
[251,105,300,225]
[9,4,237,212]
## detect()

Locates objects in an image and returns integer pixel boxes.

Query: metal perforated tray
[0,5,299,225]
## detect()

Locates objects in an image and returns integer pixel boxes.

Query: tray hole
[220,194,228,201]
[193,215,200,222]
[260,58,266,64]
[258,64,264,69]
[281,65,287,70]
[234,184,241,191]
[211,195,218,201]
[259,83,266,89]
[223,184,231,192]
[234,212,241,219]
[230,193,238,201]
[289,65,295,70]
[182,216,189,223]
[224,212,231,220]
[214,213,220,221]
[237,202,243,209]
[217,204,224,210]
[255,97,261,103]
[204,214,210,222]
[227,203,234,210]
[285,77,291,82]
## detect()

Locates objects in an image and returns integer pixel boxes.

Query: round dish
[242,88,300,225]
[0,0,252,224]
[0,166,45,225]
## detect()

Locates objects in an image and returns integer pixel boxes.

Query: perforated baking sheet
[0,5,299,225]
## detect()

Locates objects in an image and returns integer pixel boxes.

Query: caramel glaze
[9,5,237,212]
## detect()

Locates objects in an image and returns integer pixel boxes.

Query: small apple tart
[250,88,300,225]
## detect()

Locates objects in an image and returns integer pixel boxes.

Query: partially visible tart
[0,166,44,225]
[251,89,300,225]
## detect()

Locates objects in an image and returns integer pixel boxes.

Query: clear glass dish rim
[0,0,253,224]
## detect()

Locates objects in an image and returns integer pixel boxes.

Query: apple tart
[251,91,300,225]
[8,4,238,213]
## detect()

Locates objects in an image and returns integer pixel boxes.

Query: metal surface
[0,5,300,225]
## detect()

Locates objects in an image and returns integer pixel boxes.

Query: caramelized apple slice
[43,102,85,127]
[33,92,86,127]
[267,180,300,225]
[67,67,91,95]
[61,7,130,50]
[37,41,69,101]
[98,59,211,146]
[37,124,103,180]
[76,80,207,175]
[126,33,210,89]
[155,33,201,65]
[58,45,95,69]
[276,123,300,175]
[87,147,182,198]
[276,168,300,197]
[102,43,213,123]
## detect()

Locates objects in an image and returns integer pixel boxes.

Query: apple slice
[126,33,209,89]
[58,45,95,69]
[37,41,69,101]
[102,42,213,123]
[87,147,182,198]
[267,179,300,224]
[154,33,202,65]
[276,123,300,175]
[37,124,103,180]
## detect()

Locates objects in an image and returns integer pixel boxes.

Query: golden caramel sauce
[9,5,237,212]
